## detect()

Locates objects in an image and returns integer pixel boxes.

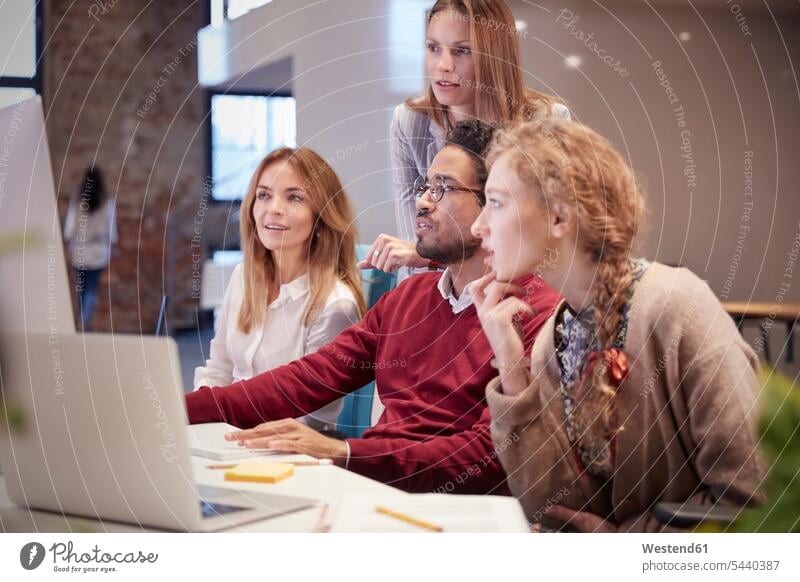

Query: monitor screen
[0,96,76,335]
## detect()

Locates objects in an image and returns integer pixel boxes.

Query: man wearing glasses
[186,120,561,494]
[360,164,486,275]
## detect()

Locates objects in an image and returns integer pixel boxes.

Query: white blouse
[63,197,117,270]
[193,263,361,430]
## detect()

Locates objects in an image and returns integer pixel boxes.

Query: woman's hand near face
[358,234,429,272]
[473,273,535,396]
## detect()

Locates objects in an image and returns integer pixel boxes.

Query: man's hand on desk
[225,419,348,466]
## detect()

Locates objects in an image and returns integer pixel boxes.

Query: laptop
[0,332,316,531]
[0,97,314,530]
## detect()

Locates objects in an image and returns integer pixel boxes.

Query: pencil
[375,505,444,532]
[313,503,331,533]
[206,459,334,470]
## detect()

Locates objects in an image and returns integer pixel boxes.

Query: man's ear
[549,200,574,240]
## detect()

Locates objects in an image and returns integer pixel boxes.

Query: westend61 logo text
[20,541,158,574]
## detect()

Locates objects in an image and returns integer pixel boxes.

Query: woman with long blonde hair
[362,0,569,280]
[194,147,366,430]
[471,119,765,531]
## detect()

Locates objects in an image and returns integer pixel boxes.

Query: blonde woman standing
[194,148,366,430]
[471,119,765,531]
[361,0,570,280]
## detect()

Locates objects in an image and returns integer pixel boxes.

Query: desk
[723,302,800,363]
[0,454,404,532]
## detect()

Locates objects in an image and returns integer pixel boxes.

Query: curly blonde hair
[488,119,645,448]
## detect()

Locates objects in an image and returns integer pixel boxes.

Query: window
[0,0,42,108]
[208,92,296,201]
[210,0,274,26]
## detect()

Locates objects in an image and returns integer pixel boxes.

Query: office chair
[335,244,397,438]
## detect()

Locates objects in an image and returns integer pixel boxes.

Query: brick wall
[44,0,235,332]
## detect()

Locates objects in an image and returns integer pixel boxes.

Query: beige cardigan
[486,262,766,531]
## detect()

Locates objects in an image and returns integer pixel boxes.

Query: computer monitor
[0,332,315,531]
[0,96,75,335]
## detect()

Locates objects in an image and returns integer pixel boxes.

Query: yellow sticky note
[223,461,295,484]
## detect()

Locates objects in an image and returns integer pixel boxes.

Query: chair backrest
[200,258,239,310]
[335,244,397,438]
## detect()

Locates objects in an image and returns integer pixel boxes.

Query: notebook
[330,493,530,533]
[186,422,281,461]
[224,461,295,484]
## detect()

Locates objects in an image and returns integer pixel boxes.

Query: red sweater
[186,272,560,494]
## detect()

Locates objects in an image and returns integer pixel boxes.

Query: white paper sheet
[330,493,530,533]
[186,422,280,461]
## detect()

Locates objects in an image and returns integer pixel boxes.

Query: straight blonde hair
[238,148,366,334]
[409,0,560,128]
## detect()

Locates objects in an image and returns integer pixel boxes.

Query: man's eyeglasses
[413,175,484,203]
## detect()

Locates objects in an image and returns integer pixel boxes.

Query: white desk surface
[0,453,404,533]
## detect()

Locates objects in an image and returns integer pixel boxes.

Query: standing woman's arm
[390,105,423,244]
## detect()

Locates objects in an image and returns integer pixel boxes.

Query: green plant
[731,367,800,532]
[0,231,36,433]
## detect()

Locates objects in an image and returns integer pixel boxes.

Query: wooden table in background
[723,302,800,363]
